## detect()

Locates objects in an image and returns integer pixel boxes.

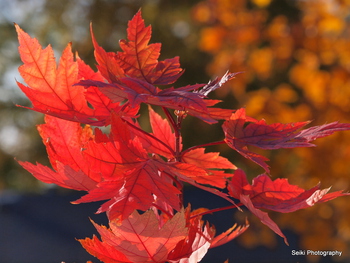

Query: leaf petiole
[190,203,243,219]
[123,117,176,156]
[162,107,183,161]
[181,140,227,156]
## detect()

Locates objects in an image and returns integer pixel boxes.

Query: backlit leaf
[117,11,183,85]
[15,24,132,126]
[82,209,188,263]
[223,108,350,172]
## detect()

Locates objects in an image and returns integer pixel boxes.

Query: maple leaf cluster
[15,10,350,262]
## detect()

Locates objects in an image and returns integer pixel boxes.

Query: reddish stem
[190,203,244,219]
[162,107,177,132]
[162,107,182,162]
[181,140,227,156]
[123,118,176,156]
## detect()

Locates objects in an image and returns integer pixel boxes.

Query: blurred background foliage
[192,0,350,260]
[0,0,350,261]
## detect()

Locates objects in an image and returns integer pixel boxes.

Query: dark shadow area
[1,187,342,263]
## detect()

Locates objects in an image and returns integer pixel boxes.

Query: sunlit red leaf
[18,161,97,191]
[15,24,132,126]
[75,161,182,221]
[37,115,95,175]
[90,24,124,83]
[79,235,132,263]
[18,115,99,190]
[89,11,183,85]
[182,148,235,170]
[82,209,188,263]
[75,114,181,220]
[117,10,183,85]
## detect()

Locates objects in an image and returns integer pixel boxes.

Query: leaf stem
[190,203,243,219]
[175,115,183,162]
[162,107,182,161]
[123,118,176,156]
[181,140,227,155]
[162,107,177,131]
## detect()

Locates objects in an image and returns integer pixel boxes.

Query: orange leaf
[87,210,188,263]
[18,115,99,190]
[80,236,132,263]
[76,114,181,220]
[117,10,183,85]
[15,24,129,126]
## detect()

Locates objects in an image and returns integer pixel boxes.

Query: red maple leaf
[80,207,247,263]
[79,11,235,123]
[137,107,236,188]
[223,108,350,172]
[15,9,350,263]
[73,113,183,220]
[79,235,132,263]
[15,24,134,126]
[91,10,183,85]
[117,11,184,85]
[228,169,350,244]
[76,113,237,220]
[17,113,181,221]
[18,115,99,191]
[80,209,188,263]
